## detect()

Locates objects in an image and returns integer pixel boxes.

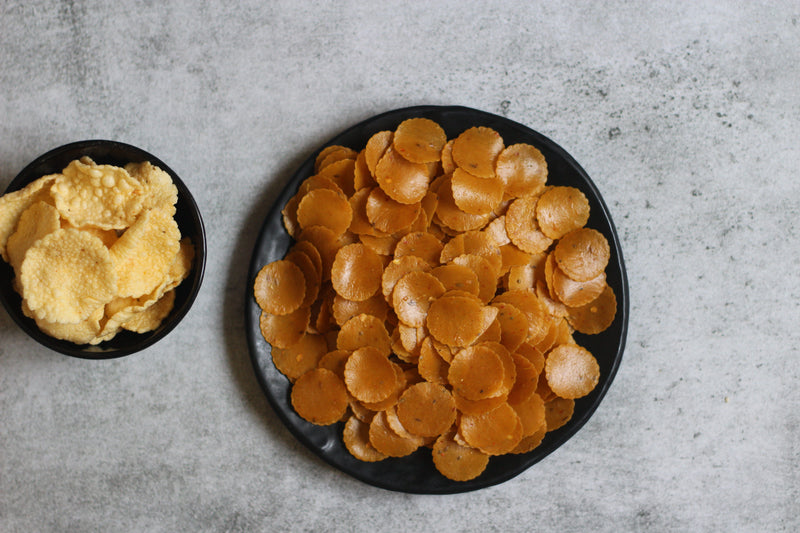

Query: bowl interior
[0,140,206,359]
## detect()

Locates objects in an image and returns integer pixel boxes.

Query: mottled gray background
[1,1,798,532]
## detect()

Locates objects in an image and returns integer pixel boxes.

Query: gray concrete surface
[1,1,798,531]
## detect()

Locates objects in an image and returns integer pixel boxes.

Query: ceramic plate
[245,105,628,493]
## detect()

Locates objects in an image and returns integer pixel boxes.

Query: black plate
[245,105,629,493]
[0,140,207,359]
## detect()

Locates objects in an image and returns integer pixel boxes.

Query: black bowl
[246,105,629,493]
[0,140,206,359]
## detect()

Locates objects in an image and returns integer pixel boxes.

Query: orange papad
[253,117,617,481]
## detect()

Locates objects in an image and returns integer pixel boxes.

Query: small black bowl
[0,140,206,359]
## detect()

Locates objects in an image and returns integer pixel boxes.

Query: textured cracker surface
[1,1,798,532]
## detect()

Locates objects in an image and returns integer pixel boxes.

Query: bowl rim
[0,139,207,359]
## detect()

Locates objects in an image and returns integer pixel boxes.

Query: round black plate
[0,140,207,359]
[245,105,629,494]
